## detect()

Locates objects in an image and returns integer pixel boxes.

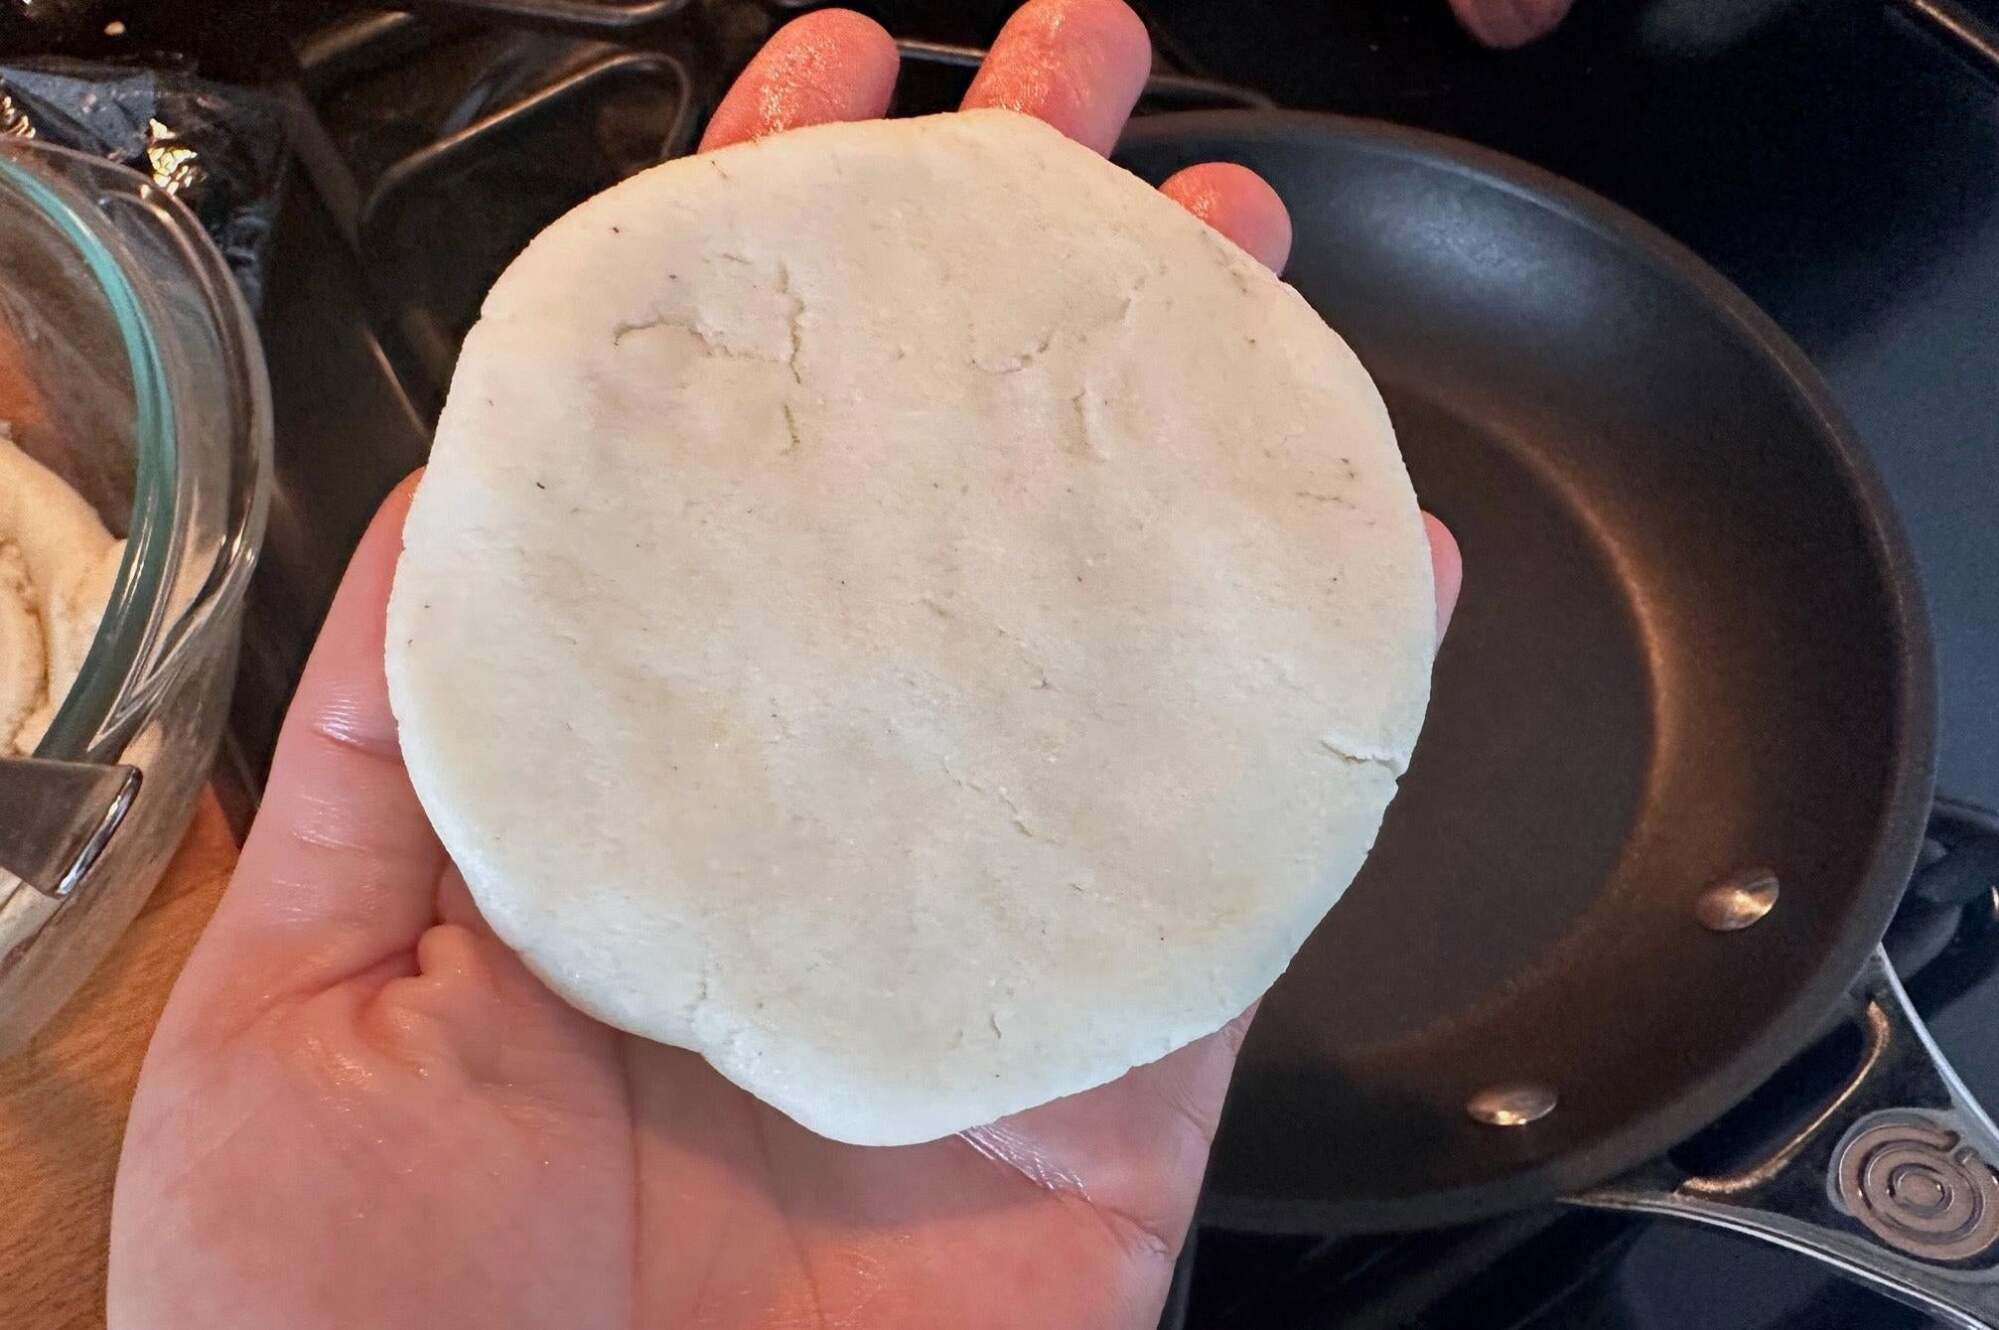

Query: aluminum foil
[0,58,286,309]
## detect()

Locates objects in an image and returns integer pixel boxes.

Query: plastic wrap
[0,58,286,310]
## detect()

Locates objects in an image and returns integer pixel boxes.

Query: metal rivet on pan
[1466,1083,1558,1127]
[1696,869,1781,932]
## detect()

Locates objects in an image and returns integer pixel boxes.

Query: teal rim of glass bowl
[0,145,178,763]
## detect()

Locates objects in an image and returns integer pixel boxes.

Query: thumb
[170,474,444,1023]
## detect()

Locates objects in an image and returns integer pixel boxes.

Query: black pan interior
[1117,113,1934,1233]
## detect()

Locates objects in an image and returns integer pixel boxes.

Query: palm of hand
[121,847,1232,1328]
[110,5,1462,1327]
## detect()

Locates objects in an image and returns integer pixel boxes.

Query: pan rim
[1117,109,1940,1232]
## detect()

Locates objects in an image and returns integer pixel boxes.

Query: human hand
[109,6,1462,1327]
[1449,0,1576,48]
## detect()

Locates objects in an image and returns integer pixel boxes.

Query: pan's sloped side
[1117,112,1935,1233]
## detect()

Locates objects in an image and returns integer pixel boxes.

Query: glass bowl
[0,138,270,1053]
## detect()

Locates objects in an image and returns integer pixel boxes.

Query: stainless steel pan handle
[1889,0,1999,85]
[1579,946,1999,1330]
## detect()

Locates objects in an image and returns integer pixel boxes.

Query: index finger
[700,9,900,151]
[962,0,1152,156]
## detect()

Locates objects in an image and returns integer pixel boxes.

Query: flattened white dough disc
[387,110,1435,1146]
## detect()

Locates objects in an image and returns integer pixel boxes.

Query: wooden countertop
[0,795,238,1330]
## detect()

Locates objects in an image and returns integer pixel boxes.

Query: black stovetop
[12,1,1994,1324]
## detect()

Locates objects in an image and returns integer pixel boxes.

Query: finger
[1159,162,1292,272]
[182,473,442,1010]
[962,0,1152,156]
[700,9,900,151]
[434,864,501,944]
[1448,0,1573,48]
[1425,512,1462,638]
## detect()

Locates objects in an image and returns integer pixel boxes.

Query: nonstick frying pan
[1117,112,1999,1326]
